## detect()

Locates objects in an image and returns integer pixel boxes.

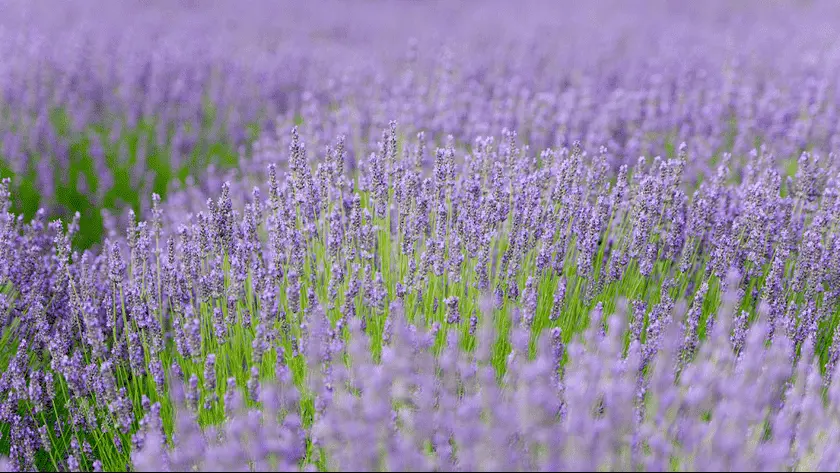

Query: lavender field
[3,1,840,471]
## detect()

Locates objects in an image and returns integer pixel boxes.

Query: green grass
[0,104,260,249]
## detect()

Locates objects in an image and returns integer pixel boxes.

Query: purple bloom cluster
[0,1,836,220]
[128,303,840,472]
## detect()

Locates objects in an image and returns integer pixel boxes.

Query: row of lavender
[3,2,840,239]
[2,123,840,470]
[3,0,840,471]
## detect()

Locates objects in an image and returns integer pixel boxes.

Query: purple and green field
[2,1,840,471]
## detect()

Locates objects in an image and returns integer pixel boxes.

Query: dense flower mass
[3,0,840,471]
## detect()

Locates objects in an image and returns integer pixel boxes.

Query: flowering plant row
[3,1,840,471]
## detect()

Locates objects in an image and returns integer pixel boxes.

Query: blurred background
[1,0,839,248]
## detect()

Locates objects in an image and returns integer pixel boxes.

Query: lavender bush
[3,0,840,471]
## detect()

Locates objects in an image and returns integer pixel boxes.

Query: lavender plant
[3,0,840,247]
[2,1,840,472]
